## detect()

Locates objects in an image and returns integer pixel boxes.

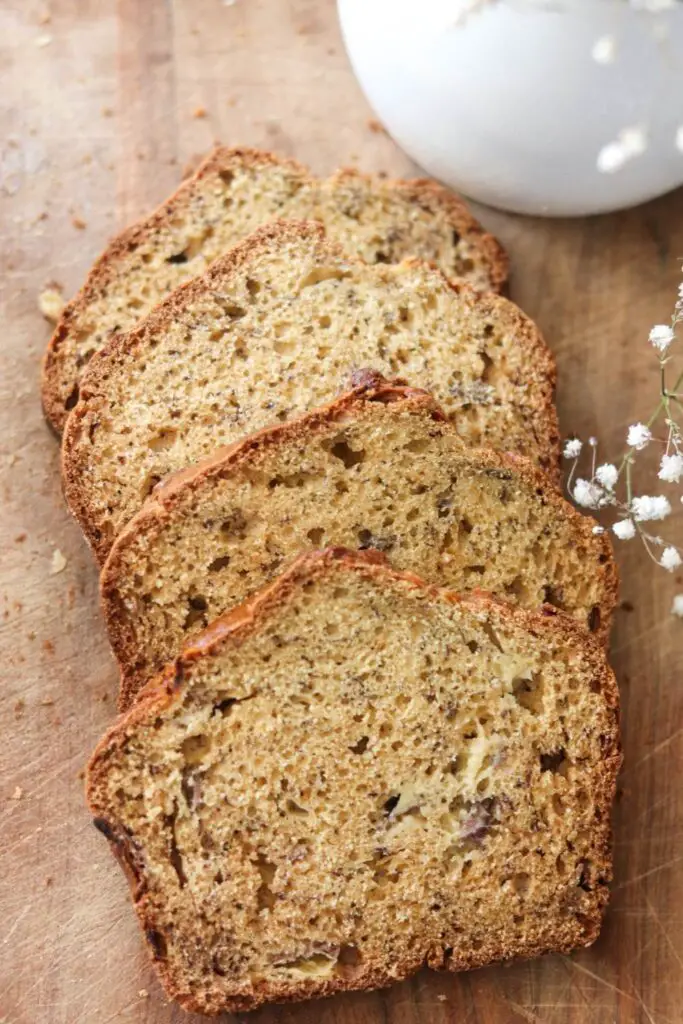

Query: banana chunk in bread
[87,548,621,1016]
[42,146,507,433]
[101,376,615,710]
[62,220,558,561]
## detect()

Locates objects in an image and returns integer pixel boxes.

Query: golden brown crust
[87,548,621,1016]
[42,146,509,434]
[61,218,558,563]
[100,376,615,711]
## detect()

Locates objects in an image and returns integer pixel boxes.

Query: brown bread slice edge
[42,145,508,433]
[99,374,616,710]
[87,547,621,1016]
[61,219,558,562]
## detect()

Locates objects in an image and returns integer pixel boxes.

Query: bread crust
[87,548,621,1016]
[60,218,558,562]
[42,146,509,433]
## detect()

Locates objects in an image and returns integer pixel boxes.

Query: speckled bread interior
[61,220,558,562]
[87,549,621,1016]
[100,377,615,710]
[42,145,508,433]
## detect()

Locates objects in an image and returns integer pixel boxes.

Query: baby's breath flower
[649,324,675,353]
[595,463,618,490]
[661,546,682,572]
[573,478,602,509]
[563,438,582,459]
[631,495,672,522]
[672,595,683,618]
[659,453,683,483]
[613,519,636,541]
[627,423,652,449]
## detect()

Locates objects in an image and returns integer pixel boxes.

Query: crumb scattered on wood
[35,33,52,47]
[14,533,26,543]
[45,876,54,886]
[367,118,387,135]
[38,284,65,323]
[138,990,149,999]
[102,692,109,703]
[50,548,67,575]
[71,214,87,230]
[192,106,207,119]
[11,786,23,800]
[620,600,634,613]
[40,696,55,705]
[43,640,55,655]
[14,699,25,718]
[101,106,113,117]
[437,994,447,1002]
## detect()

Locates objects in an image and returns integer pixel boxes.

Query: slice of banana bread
[87,548,621,1016]
[101,375,615,710]
[42,146,507,433]
[62,220,558,561]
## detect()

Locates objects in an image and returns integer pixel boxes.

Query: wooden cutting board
[1,2,682,1022]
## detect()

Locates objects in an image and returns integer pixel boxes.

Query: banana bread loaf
[42,146,507,432]
[100,376,615,709]
[87,548,621,1016]
[62,220,558,561]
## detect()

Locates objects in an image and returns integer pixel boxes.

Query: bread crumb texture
[87,550,621,1016]
[43,147,508,432]
[62,221,556,559]
[100,382,615,707]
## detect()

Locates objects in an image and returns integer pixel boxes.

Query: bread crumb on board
[71,214,87,230]
[367,117,387,135]
[192,106,207,119]
[11,786,23,800]
[38,284,65,323]
[35,34,52,47]
[50,548,67,575]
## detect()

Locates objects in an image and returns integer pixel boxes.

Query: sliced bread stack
[41,148,619,1013]
[42,146,507,433]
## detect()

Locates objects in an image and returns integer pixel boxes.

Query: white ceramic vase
[338,0,683,216]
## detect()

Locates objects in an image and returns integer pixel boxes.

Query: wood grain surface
[2,3,683,1023]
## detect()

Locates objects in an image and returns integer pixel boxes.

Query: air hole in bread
[357,529,395,552]
[165,804,187,888]
[166,251,189,265]
[318,314,331,328]
[220,510,247,538]
[147,429,178,452]
[286,799,308,817]
[208,555,231,572]
[182,733,212,765]
[64,384,80,411]
[246,277,260,298]
[328,438,365,468]
[349,734,369,755]
[184,594,208,629]
[540,749,566,774]
[307,527,325,546]
[255,855,277,910]
[512,674,544,715]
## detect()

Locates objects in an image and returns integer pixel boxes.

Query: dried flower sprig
[564,278,683,616]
